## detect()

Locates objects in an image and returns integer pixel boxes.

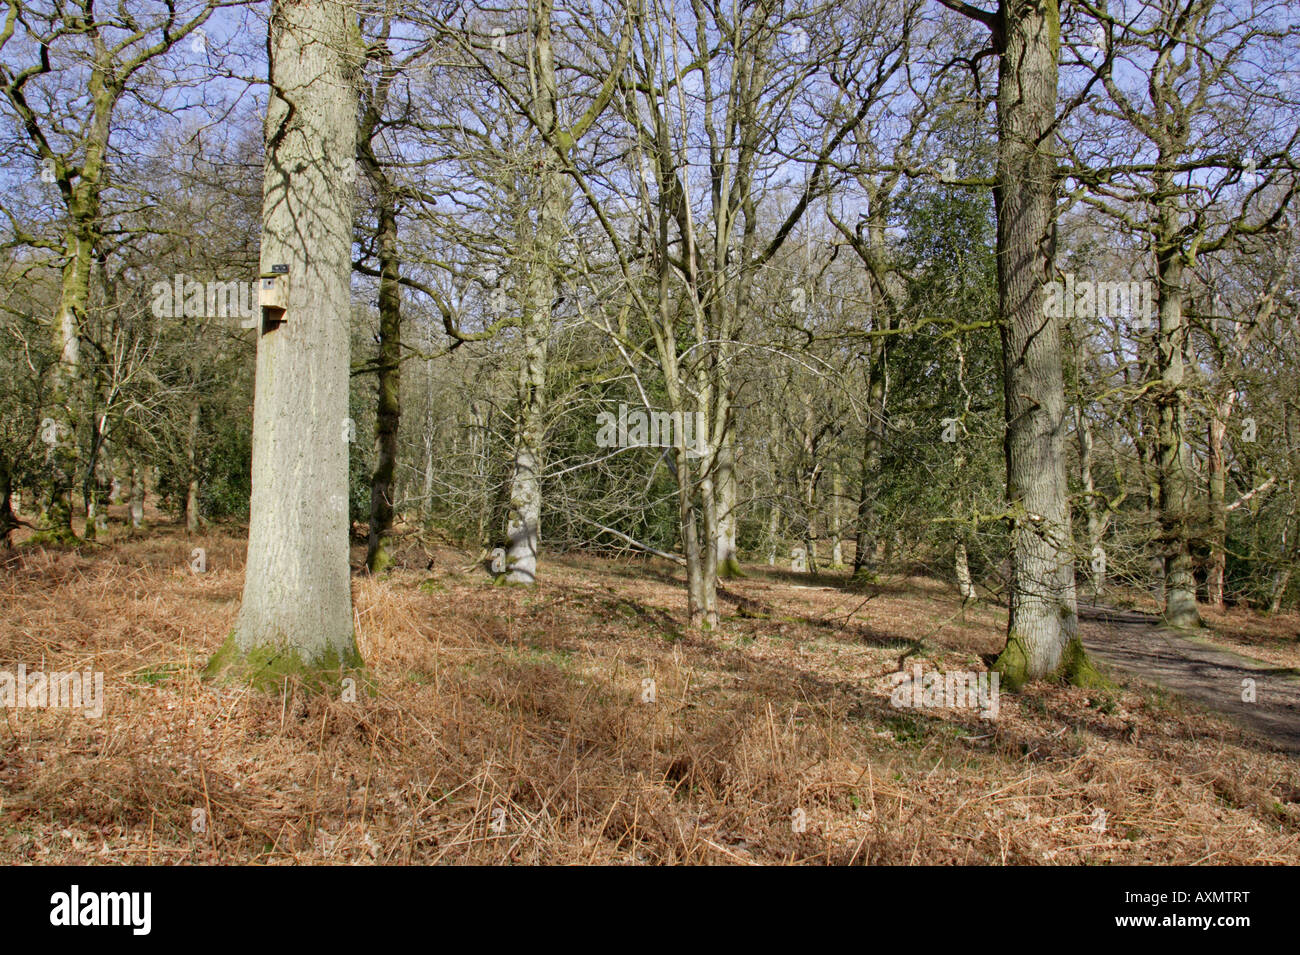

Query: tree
[1068,0,1299,626]
[939,0,1096,687]
[206,0,363,687]
[0,0,219,541]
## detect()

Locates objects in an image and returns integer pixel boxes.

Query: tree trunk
[803,471,820,574]
[852,206,893,580]
[1269,511,1293,613]
[186,478,201,535]
[39,224,94,543]
[356,35,404,574]
[1075,406,1105,598]
[81,407,109,541]
[183,402,202,534]
[1153,206,1202,628]
[1269,569,1291,614]
[33,42,121,544]
[505,322,547,585]
[716,431,742,577]
[423,357,436,519]
[503,0,566,586]
[767,501,779,566]
[0,456,18,547]
[830,461,844,569]
[955,539,975,600]
[207,0,362,687]
[129,459,145,531]
[991,0,1092,689]
[852,411,880,579]
[1205,392,1234,609]
[359,101,402,574]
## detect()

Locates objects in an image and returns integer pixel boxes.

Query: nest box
[259,265,290,331]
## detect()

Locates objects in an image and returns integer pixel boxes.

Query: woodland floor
[1,514,1298,864]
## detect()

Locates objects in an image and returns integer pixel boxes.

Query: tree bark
[504,0,567,586]
[715,430,742,577]
[129,458,145,531]
[1153,206,1202,628]
[850,199,894,580]
[955,539,975,600]
[1205,387,1236,610]
[1075,405,1105,598]
[185,402,202,534]
[358,56,402,574]
[0,456,18,547]
[989,0,1092,689]
[208,0,362,686]
[830,460,844,569]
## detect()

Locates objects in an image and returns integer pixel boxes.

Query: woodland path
[1078,605,1300,755]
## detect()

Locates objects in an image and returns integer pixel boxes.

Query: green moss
[993,634,1031,691]
[132,662,186,687]
[995,633,1111,691]
[367,540,392,575]
[1056,636,1110,689]
[26,526,80,547]
[203,631,367,694]
[883,713,933,746]
[717,556,746,579]
[496,574,536,588]
[851,568,880,585]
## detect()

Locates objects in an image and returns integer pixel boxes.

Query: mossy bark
[204,632,365,693]
[717,555,746,579]
[503,0,569,587]
[28,524,80,547]
[990,0,1080,684]
[1153,187,1203,630]
[995,634,1107,691]
[359,62,402,576]
[715,432,742,578]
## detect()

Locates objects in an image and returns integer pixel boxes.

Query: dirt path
[1078,605,1300,755]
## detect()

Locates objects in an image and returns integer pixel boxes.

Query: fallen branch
[576,516,686,565]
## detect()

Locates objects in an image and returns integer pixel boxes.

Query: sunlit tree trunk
[1205,391,1235,609]
[830,461,844,569]
[207,0,362,686]
[1153,207,1202,628]
[184,403,202,534]
[128,458,145,531]
[989,0,1092,688]
[955,539,975,600]
[504,0,567,586]
[1075,405,1105,598]
[716,430,742,577]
